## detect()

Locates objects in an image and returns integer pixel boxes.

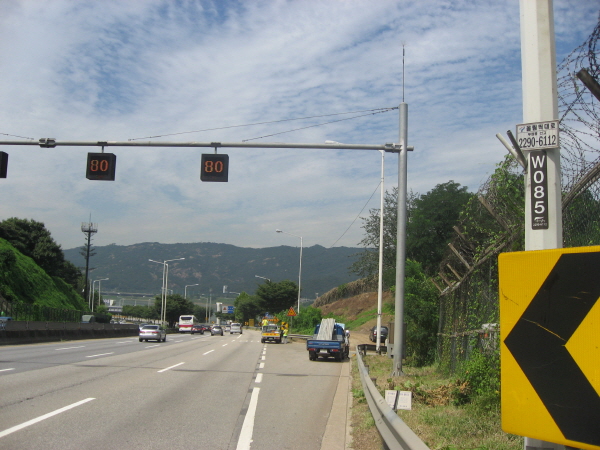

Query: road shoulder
[320,357,352,450]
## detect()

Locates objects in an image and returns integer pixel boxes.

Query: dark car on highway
[369,325,388,343]
[191,324,209,334]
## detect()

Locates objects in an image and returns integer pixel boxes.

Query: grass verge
[349,355,383,450]
[349,354,523,450]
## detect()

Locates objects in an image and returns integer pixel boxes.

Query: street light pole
[92,278,109,312]
[276,229,302,313]
[185,284,199,299]
[149,257,185,326]
[255,275,271,282]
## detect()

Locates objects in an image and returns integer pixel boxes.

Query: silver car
[139,325,167,342]
[211,325,224,336]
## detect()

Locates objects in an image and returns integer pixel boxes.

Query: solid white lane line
[255,373,263,383]
[158,362,184,373]
[85,352,114,358]
[203,350,214,355]
[236,387,260,450]
[55,346,84,350]
[0,398,95,439]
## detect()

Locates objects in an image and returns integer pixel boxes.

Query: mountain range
[63,242,363,302]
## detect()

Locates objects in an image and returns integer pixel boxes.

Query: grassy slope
[0,238,87,310]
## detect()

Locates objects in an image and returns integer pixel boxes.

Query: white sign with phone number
[516,120,559,151]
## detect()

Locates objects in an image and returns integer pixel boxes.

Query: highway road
[0,329,349,449]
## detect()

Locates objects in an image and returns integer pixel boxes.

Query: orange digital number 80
[86,153,116,181]
[201,154,229,182]
[204,160,224,173]
[90,159,110,172]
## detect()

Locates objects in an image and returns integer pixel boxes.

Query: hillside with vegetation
[0,237,86,312]
[63,241,361,298]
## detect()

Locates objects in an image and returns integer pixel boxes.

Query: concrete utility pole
[520,1,564,449]
[521,0,562,251]
[392,103,408,376]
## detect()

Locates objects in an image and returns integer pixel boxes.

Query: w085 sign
[529,150,548,230]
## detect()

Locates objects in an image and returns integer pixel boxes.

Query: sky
[0,0,598,252]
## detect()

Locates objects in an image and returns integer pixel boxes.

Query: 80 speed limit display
[200,153,229,182]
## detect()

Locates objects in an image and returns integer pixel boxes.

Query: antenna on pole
[402,42,406,103]
[81,216,98,309]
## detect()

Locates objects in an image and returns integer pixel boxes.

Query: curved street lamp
[276,229,302,313]
[91,278,109,312]
[185,284,199,299]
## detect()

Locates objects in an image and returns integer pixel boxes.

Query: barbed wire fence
[436,15,600,373]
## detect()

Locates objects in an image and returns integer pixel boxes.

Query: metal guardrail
[356,344,430,450]
[288,334,312,340]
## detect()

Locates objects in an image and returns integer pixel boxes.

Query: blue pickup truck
[307,318,349,361]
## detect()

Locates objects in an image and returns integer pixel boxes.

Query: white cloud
[0,0,597,251]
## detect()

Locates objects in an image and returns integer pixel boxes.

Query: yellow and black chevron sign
[499,246,600,450]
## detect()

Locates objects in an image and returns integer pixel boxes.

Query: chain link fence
[1,297,84,322]
[437,16,600,373]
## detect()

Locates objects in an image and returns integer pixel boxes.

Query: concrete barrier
[0,321,138,345]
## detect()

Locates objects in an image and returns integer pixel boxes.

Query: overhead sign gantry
[0,138,403,181]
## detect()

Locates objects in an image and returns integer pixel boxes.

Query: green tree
[123,304,157,320]
[153,294,195,326]
[564,189,600,247]
[350,187,418,283]
[0,217,81,290]
[406,181,473,275]
[255,280,298,314]
[94,304,112,323]
[278,305,322,334]
[192,304,207,322]
[352,181,471,278]
[460,155,525,256]
[403,259,440,366]
[234,292,262,323]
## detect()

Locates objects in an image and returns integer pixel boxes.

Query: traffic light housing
[0,152,7,178]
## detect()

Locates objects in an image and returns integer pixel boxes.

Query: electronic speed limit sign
[86,152,116,181]
[200,153,229,182]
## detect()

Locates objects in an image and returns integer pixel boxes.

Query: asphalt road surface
[0,329,349,449]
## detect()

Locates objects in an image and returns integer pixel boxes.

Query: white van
[230,323,243,334]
